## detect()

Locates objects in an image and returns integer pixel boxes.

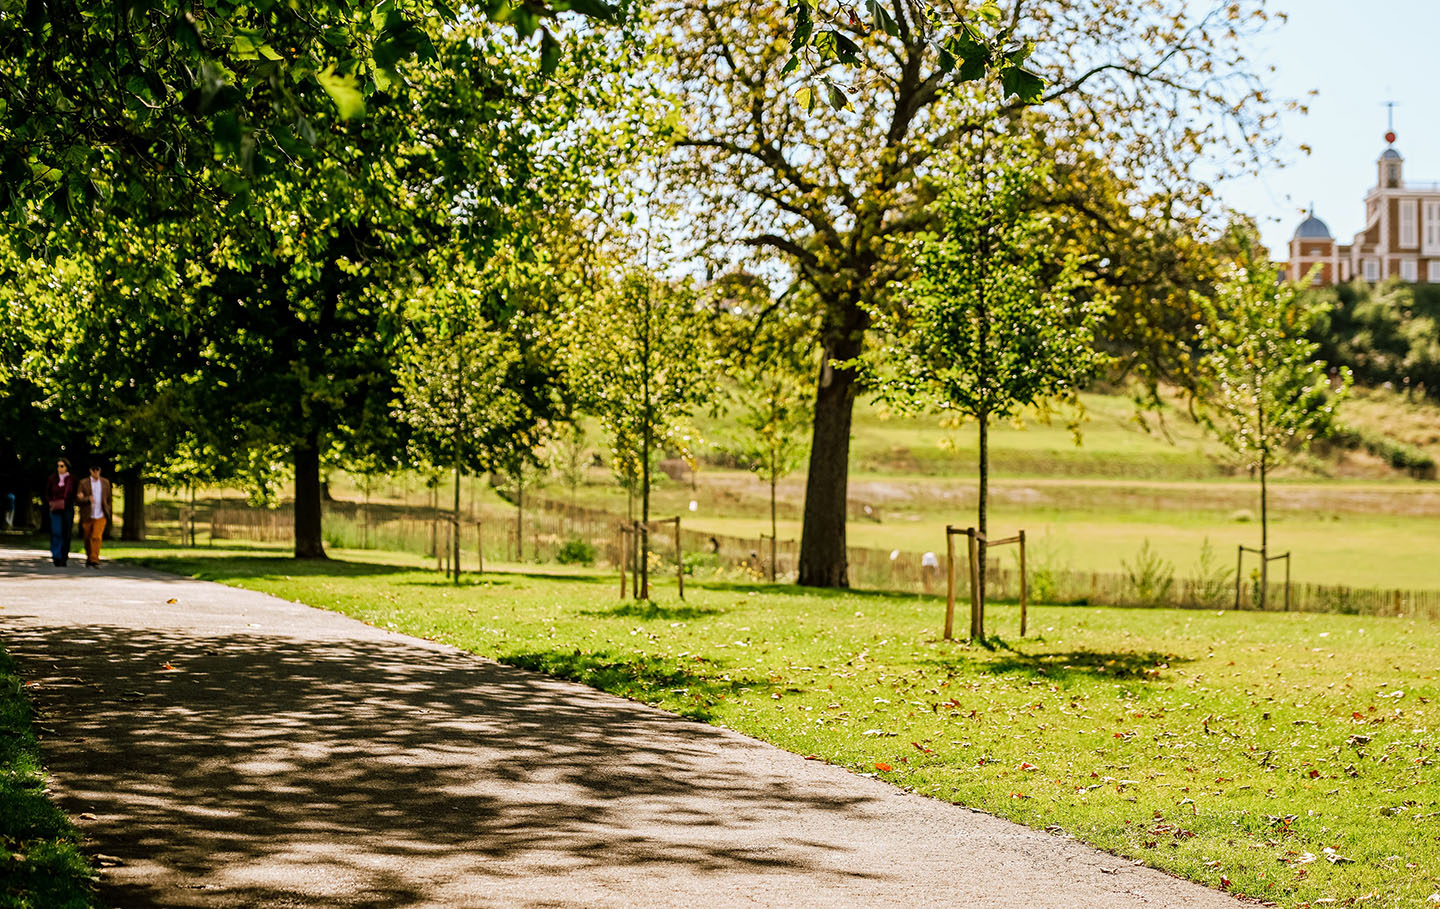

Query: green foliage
[556,537,598,564]
[568,269,714,511]
[0,0,618,224]
[1309,278,1440,402]
[1122,540,1174,606]
[1195,233,1351,477]
[865,139,1109,423]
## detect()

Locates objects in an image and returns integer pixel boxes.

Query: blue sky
[1212,0,1440,257]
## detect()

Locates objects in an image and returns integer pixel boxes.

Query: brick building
[1285,132,1440,286]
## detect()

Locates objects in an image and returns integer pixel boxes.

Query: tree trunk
[293,436,327,559]
[121,471,146,542]
[452,463,462,583]
[797,302,867,587]
[977,411,989,637]
[770,468,778,583]
[515,478,524,563]
[1259,450,1269,609]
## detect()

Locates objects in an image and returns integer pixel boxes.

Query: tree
[715,278,815,581]
[668,0,1288,586]
[859,137,1107,638]
[572,269,712,598]
[396,261,562,580]
[0,0,618,225]
[1196,232,1350,608]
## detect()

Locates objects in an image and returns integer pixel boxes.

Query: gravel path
[0,547,1244,908]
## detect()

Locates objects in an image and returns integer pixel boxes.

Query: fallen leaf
[874,762,892,772]
[1322,847,1352,864]
[161,662,179,671]
[166,598,177,604]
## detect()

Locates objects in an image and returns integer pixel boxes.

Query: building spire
[1383,100,1398,145]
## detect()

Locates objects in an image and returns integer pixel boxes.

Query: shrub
[1123,540,1175,606]
[556,538,597,565]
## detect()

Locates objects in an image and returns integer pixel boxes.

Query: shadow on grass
[502,649,767,721]
[580,601,727,621]
[696,580,931,603]
[980,647,1192,683]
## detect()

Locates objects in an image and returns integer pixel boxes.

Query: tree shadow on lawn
[922,644,1193,685]
[981,646,1193,684]
[696,581,930,603]
[580,601,727,621]
[0,621,870,909]
[503,648,765,721]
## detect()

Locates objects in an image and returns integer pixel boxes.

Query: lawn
[0,648,97,909]
[120,545,1440,908]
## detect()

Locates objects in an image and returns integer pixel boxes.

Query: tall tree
[573,269,712,598]
[1196,232,1350,608]
[396,260,561,580]
[668,0,1287,586]
[715,277,815,581]
[860,137,1107,637]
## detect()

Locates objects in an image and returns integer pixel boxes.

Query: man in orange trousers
[77,464,113,569]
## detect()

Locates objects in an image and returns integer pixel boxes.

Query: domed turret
[1293,210,1332,240]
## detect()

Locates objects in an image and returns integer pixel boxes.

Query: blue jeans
[50,510,73,562]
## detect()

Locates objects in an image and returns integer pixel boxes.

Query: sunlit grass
[121,546,1440,908]
[0,650,98,909]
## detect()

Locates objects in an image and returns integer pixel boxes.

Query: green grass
[0,649,98,909]
[119,546,1440,908]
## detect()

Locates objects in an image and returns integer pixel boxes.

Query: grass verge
[121,546,1440,908]
[0,648,97,908]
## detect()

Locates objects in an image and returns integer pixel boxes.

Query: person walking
[77,463,113,569]
[44,458,79,567]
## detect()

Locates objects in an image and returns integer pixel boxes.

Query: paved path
[0,548,1244,908]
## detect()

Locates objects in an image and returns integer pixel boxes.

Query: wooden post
[1259,544,1269,610]
[476,520,484,576]
[631,521,641,600]
[1284,554,1291,612]
[435,517,442,572]
[966,528,981,642]
[619,524,629,598]
[674,517,685,600]
[1234,545,1243,610]
[944,526,957,641]
[770,532,777,583]
[1018,529,1028,638]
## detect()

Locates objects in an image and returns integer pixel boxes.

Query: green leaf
[780,55,800,76]
[564,0,615,22]
[866,0,899,38]
[790,4,813,51]
[317,67,366,119]
[1000,65,1044,103]
[539,29,562,75]
[827,84,848,111]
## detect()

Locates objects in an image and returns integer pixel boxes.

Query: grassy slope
[122,546,1440,908]
[0,649,97,909]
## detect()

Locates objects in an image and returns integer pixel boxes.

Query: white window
[1402,259,1418,282]
[1429,261,1440,283]
[1401,200,1419,247]
[1424,202,1440,254]
[1365,259,1380,281]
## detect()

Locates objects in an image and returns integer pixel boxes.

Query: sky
[1212,0,1440,258]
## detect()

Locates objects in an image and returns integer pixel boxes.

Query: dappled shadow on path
[1,614,881,907]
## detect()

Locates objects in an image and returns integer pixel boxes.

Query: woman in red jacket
[43,458,78,567]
